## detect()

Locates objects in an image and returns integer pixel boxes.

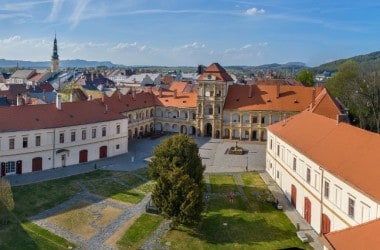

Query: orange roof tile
[198,63,233,81]
[154,89,197,108]
[268,111,380,202]
[102,91,155,113]
[224,85,323,111]
[248,78,303,86]
[0,100,124,132]
[324,218,380,249]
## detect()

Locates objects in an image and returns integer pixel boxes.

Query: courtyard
[2,135,321,249]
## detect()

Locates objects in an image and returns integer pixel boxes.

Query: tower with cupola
[196,63,233,138]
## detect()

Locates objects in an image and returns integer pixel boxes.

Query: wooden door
[32,157,43,172]
[304,197,311,224]
[79,150,88,163]
[321,214,331,234]
[99,146,107,158]
[291,184,297,208]
[16,160,22,174]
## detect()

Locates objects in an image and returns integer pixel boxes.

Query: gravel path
[140,219,172,250]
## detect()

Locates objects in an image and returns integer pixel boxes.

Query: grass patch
[4,169,152,249]
[117,213,163,250]
[209,175,236,193]
[163,173,311,249]
[86,178,145,204]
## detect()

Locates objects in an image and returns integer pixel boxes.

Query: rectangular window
[277,145,280,156]
[92,128,96,138]
[261,116,265,124]
[270,139,273,150]
[293,157,297,171]
[9,138,15,150]
[335,186,342,208]
[324,181,330,199]
[306,168,311,183]
[59,133,64,143]
[116,144,120,149]
[82,130,86,140]
[5,161,16,174]
[116,125,121,134]
[23,137,28,148]
[348,197,355,218]
[35,135,41,147]
[252,116,258,123]
[102,127,106,137]
[71,131,76,142]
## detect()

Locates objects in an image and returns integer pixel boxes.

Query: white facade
[266,130,380,234]
[0,119,128,175]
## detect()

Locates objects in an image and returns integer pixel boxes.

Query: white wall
[266,130,380,234]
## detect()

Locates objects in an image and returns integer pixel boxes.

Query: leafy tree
[148,134,205,225]
[296,69,314,86]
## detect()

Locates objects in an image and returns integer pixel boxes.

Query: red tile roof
[248,78,303,86]
[324,218,380,249]
[198,63,233,81]
[224,85,323,111]
[0,100,124,132]
[268,111,380,202]
[309,88,344,120]
[102,91,155,113]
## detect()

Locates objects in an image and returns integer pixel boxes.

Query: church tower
[196,63,234,138]
[51,34,59,73]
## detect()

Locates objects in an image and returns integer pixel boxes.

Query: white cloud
[69,0,90,28]
[176,42,206,51]
[245,8,265,15]
[47,0,64,22]
[258,42,268,47]
[241,44,252,49]
[0,35,21,44]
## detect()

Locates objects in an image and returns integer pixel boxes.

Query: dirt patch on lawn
[105,213,141,247]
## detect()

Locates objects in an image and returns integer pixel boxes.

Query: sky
[0,0,380,67]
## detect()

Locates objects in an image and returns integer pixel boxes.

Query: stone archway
[205,123,212,137]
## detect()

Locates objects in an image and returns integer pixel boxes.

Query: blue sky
[1,0,380,67]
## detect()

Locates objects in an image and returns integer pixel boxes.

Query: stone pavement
[5,134,323,249]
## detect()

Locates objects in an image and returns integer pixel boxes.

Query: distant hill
[225,62,306,72]
[311,51,380,73]
[0,59,123,69]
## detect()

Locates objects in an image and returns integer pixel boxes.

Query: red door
[79,150,88,163]
[321,214,331,234]
[304,197,311,224]
[16,160,22,174]
[291,185,297,208]
[99,146,107,158]
[32,157,43,172]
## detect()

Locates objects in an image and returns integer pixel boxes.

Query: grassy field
[1,169,153,250]
[163,172,312,249]
[117,213,163,250]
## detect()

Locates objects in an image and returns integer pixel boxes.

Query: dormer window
[207,74,212,79]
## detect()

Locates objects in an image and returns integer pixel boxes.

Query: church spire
[51,33,59,73]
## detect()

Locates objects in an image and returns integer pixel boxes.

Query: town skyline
[1,0,380,67]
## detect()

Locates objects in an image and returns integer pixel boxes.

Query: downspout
[52,128,56,169]
[319,166,324,235]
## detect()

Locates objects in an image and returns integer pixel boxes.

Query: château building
[0,63,344,175]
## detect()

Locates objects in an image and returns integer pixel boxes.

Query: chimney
[311,87,316,108]
[159,88,163,98]
[56,94,62,110]
[276,83,280,98]
[248,84,253,98]
[132,88,136,100]
[88,94,92,101]
[173,89,177,99]
[16,94,22,106]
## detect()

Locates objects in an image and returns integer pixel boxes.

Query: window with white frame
[116,125,121,134]
[59,133,64,143]
[92,128,96,138]
[71,131,76,142]
[324,180,330,199]
[9,138,15,150]
[306,168,311,183]
[293,157,297,171]
[102,127,106,137]
[22,137,28,148]
[5,161,16,174]
[35,135,41,147]
[348,197,355,218]
[335,186,342,208]
[82,130,86,140]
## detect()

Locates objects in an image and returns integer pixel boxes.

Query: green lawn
[163,172,311,249]
[1,169,153,250]
[117,213,163,250]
